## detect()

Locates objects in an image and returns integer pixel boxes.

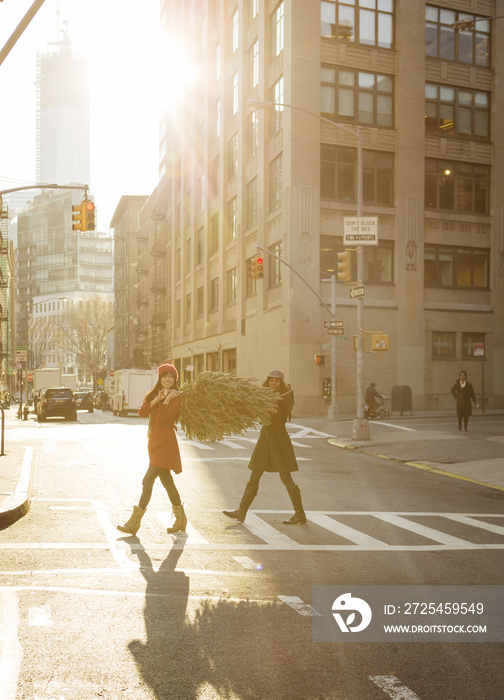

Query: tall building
[36,26,90,187]
[147,0,503,415]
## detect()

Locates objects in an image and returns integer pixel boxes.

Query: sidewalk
[0,407,35,529]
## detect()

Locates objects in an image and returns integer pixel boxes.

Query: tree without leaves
[29,317,65,369]
[58,297,113,386]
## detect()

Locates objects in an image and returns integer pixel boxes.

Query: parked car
[74,391,94,413]
[36,387,77,422]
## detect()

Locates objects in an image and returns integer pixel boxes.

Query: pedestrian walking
[451,370,479,432]
[223,370,306,525]
[117,363,187,536]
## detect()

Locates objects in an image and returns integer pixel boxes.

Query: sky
[0,0,161,231]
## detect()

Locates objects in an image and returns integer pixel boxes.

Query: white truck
[32,368,62,411]
[112,369,157,416]
[61,374,78,391]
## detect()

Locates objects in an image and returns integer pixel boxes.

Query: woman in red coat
[117,363,187,536]
[223,369,306,525]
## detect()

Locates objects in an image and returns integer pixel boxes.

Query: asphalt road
[1,411,504,700]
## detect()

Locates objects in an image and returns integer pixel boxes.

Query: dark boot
[283,484,307,524]
[223,482,258,523]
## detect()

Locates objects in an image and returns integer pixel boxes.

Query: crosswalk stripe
[370,675,421,700]
[373,513,469,545]
[443,514,504,536]
[278,595,322,616]
[155,512,210,544]
[242,513,299,547]
[306,512,385,546]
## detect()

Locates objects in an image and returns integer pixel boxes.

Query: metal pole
[327,274,338,419]
[0,0,47,68]
[352,127,370,440]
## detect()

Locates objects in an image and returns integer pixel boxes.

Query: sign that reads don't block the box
[344,217,378,245]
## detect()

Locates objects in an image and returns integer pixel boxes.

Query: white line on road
[28,604,52,626]
[0,590,22,700]
[277,595,322,616]
[372,422,416,431]
[370,675,421,699]
[373,513,469,546]
[242,513,299,547]
[233,555,261,570]
[155,512,210,544]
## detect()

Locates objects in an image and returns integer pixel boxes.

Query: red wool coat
[138,396,182,473]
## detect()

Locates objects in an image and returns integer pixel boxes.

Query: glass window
[462,332,485,358]
[247,178,257,229]
[425,159,489,215]
[432,331,456,358]
[424,244,489,289]
[232,10,239,53]
[232,73,239,116]
[322,66,394,128]
[321,0,393,48]
[425,5,490,67]
[226,268,237,305]
[322,145,393,205]
[269,154,283,211]
[247,110,259,159]
[274,76,284,131]
[274,2,284,56]
[425,82,490,141]
[269,241,282,287]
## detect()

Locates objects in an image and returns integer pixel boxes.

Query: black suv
[37,387,77,422]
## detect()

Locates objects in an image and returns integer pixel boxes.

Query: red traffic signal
[84,199,96,230]
[314,354,325,366]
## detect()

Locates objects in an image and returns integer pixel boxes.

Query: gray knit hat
[267,369,284,381]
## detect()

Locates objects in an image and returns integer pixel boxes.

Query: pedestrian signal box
[314,354,325,366]
[371,333,389,351]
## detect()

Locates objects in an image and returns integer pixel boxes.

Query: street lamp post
[247,99,369,438]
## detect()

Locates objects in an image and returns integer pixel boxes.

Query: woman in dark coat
[117,363,187,536]
[223,370,306,525]
[451,370,479,431]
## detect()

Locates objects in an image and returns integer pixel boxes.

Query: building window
[321,146,393,205]
[247,177,258,229]
[462,332,485,359]
[251,0,259,21]
[216,42,221,80]
[321,0,394,49]
[425,5,490,67]
[251,39,259,87]
[273,76,284,132]
[209,278,219,312]
[196,174,205,211]
[175,248,181,282]
[209,156,219,199]
[269,154,283,211]
[232,10,239,53]
[176,299,181,327]
[432,331,456,359]
[184,237,192,275]
[273,2,284,56]
[226,268,237,305]
[196,286,204,318]
[424,245,490,289]
[196,228,204,266]
[209,213,219,255]
[232,73,239,116]
[320,235,394,283]
[247,110,259,159]
[321,66,393,127]
[425,159,489,215]
[226,198,237,243]
[227,134,238,179]
[269,241,282,287]
[185,293,191,323]
[425,84,489,140]
[215,99,221,138]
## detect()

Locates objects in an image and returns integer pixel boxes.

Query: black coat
[451,380,477,417]
[248,394,298,473]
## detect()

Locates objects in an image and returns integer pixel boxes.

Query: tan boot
[117,505,146,535]
[166,504,187,533]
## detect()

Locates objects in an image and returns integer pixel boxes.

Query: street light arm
[451,14,504,30]
[255,245,335,319]
[246,99,360,138]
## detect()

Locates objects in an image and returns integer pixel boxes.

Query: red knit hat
[157,363,178,381]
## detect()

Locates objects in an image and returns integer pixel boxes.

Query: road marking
[373,513,469,546]
[155,512,210,544]
[233,555,261,570]
[28,604,52,626]
[287,424,336,438]
[0,590,22,700]
[443,514,504,537]
[242,513,299,547]
[277,595,322,616]
[375,422,416,431]
[306,511,385,547]
[370,675,421,699]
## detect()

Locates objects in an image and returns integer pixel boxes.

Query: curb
[0,447,34,528]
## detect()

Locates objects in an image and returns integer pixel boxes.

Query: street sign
[344,217,378,245]
[97,378,104,385]
[473,342,485,357]
[349,285,365,299]
[328,328,345,335]
[15,349,27,362]
[27,372,34,382]
[324,320,344,329]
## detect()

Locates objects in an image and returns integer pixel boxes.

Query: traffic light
[72,203,84,231]
[337,250,352,282]
[83,199,96,231]
[314,354,325,366]
[370,333,389,352]
[248,256,264,279]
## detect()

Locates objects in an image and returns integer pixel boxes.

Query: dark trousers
[138,466,181,509]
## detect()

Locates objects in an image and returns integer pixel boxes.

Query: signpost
[349,285,365,299]
[474,342,485,414]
